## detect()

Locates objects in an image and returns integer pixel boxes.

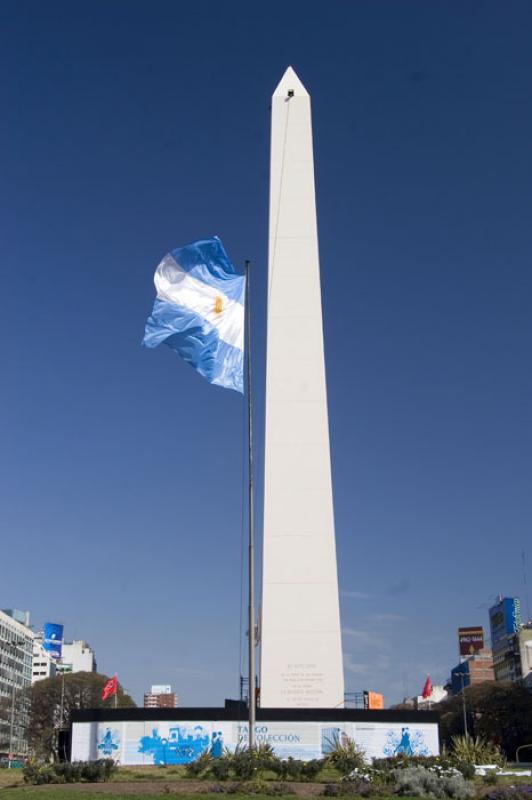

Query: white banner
[71,718,439,765]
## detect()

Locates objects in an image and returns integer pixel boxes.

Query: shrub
[268,755,324,782]
[185,750,214,778]
[485,788,532,800]
[325,735,366,776]
[392,765,475,800]
[450,736,505,766]
[210,758,233,781]
[322,782,375,797]
[23,759,116,785]
[23,762,58,785]
[227,779,294,795]
[322,784,341,797]
[301,759,325,780]
[374,754,442,771]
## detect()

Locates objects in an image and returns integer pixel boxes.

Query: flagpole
[245,259,255,750]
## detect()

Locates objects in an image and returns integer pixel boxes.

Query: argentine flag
[143,237,245,393]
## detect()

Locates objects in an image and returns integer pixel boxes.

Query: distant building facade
[516,625,532,683]
[415,684,448,709]
[144,684,178,708]
[0,609,33,756]
[489,597,522,682]
[451,647,495,694]
[57,641,96,673]
[32,637,57,683]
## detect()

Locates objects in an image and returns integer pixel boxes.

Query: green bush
[22,762,58,785]
[210,757,233,780]
[301,758,325,780]
[23,759,116,785]
[325,735,366,776]
[392,765,475,799]
[322,782,375,797]
[185,750,214,778]
[449,736,505,766]
[216,779,294,795]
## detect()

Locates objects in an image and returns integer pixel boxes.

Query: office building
[489,596,522,682]
[0,609,33,757]
[57,640,96,674]
[144,684,178,708]
[415,684,448,709]
[32,637,57,683]
[451,647,495,694]
[491,624,532,685]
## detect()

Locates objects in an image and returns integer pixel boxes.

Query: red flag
[422,675,432,699]
[102,675,117,701]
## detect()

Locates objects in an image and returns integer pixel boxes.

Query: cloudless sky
[1,0,531,706]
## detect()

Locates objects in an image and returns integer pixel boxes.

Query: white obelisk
[260,67,344,708]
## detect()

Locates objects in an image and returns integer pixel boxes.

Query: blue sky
[1,0,531,706]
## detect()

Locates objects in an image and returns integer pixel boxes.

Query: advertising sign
[365,692,384,710]
[458,627,484,656]
[71,718,439,765]
[43,623,64,659]
[489,598,521,651]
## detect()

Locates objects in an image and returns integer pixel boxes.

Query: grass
[2,763,531,800]
[0,768,24,789]
[1,793,301,800]
[110,766,188,782]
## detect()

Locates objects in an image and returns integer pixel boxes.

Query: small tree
[28,672,136,760]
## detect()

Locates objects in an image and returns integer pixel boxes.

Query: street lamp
[452,670,469,737]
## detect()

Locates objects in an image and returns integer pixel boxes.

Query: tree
[28,672,136,760]
[438,681,532,759]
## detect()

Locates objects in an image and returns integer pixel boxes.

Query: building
[451,648,495,694]
[144,685,178,708]
[490,624,532,686]
[415,684,448,709]
[0,609,33,757]
[57,640,96,674]
[489,596,522,682]
[515,624,532,683]
[32,637,57,683]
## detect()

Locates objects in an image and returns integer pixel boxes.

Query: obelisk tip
[272,66,309,98]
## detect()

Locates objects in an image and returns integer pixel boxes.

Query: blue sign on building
[489,597,521,651]
[43,623,64,659]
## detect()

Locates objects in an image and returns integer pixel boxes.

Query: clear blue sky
[1,1,531,706]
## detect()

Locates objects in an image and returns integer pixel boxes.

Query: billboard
[489,598,521,651]
[71,718,439,765]
[364,692,384,709]
[43,623,64,659]
[458,627,484,657]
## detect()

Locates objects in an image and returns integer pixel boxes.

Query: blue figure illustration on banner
[383,727,429,757]
[139,724,222,765]
[97,728,120,757]
[211,731,224,758]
